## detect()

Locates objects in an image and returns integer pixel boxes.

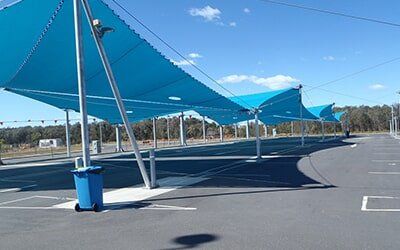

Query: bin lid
[71,166,104,174]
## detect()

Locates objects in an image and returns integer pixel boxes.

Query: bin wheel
[92,203,100,212]
[74,203,81,212]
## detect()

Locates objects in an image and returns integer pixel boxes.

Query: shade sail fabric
[230,88,319,125]
[0,0,250,125]
[307,104,338,122]
[334,111,346,122]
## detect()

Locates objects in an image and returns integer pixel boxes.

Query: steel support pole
[179,112,187,146]
[202,116,206,143]
[81,0,150,188]
[166,117,170,145]
[152,117,157,149]
[299,86,305,146]
[246,120,250,139]
[391,106,395,136]
[321,121,325,142]
[234,124,238,139]
[264,125,268,138]
[255,111,261,160]
[333,123,337,138]
[65,109,71,158]
[291,121,294,136]
[149,149,157,188]
[115,125,122,152]
[73,0,90,167]
[393,118,395,136]
[219,125,224,142]
[390,120,393,135]
[99,122,103,149]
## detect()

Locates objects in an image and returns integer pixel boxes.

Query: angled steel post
[81,0,150,188]
[65,109,71,158]
[202,116,206,143]
[321,120,325,142]
[73,0,90,167]
[152,117,157,149]
[255,110,261,160]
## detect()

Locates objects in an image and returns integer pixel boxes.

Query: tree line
[0,105,394,147]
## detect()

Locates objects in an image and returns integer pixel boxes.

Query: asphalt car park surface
[1,134,400,249]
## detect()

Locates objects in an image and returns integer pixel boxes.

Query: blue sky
[1,0,400,127]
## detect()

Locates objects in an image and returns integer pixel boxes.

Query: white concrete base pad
[54,176,208,210]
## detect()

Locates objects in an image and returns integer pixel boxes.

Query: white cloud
[188,53,202,58]
[244,8,251,13]
[323,56,335,61]
[369,83,385,90]
[218,74,299,90]
[171,59,196,66]
[229,22,237,27]
[189,6,221,21]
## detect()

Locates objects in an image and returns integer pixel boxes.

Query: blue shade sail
[307,104,338,122]
[334,111,346,122]
[230,88,319,125]
[0,0,250,125]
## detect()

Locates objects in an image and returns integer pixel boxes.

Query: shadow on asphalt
[0,136,352,194]
[164,233,219,250]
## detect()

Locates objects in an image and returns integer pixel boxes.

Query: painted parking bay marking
[361,196,400,212]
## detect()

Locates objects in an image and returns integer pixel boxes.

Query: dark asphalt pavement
[1,134,399,249]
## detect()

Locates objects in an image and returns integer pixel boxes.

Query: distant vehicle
[39,139,63,148]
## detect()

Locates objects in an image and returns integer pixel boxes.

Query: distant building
[39,139,63,148]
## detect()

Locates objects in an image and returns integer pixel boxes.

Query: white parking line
[138,204,196,211]
[0,184,37,193]
[372,160,400,163]
[0,196,36,206]
[0,178,36,183]
[368,172,400,175]
[361,196,400,212]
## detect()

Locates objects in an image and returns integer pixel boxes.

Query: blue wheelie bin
[71,166,104,212]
